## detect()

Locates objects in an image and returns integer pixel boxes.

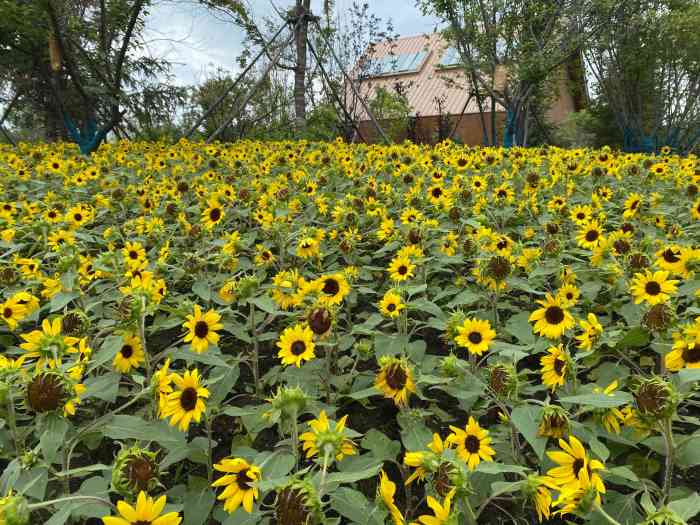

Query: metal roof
[352,33,506,119]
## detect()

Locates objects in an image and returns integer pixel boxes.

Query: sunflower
[101,491,181,525]
[277,323,316,367]
[529,294,575,339]
[375,356,416,407]
[161,369,209,431]
[576,220,604,250]
[1,295,27,330]
[629,269,678,305]
[388,255,415,282]
[211,457,262,514]
[19,317,79,369]
[113,333,145,373]
[412,489,456,525]
[540,344,569,391]
[183,305,223,353]
[379,290,405,318]
[446,416,495,470]
[122,241,146,268]
[454,317,496,356]
[271,269,305,310]
[297,236,320,259]
[569,204,592,225]
[666,336,700,371]
[556,284,580,307]
[379,471,405,525]
[300,410,356,461]
[545,434,605,496]
[201,198,225,230]
[308,273,350,306]
[575,313,603,351]
[623,193,642,219]
[692,199,700,220]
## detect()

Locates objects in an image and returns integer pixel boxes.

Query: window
[364,50,429,77]
[438,47,462,68]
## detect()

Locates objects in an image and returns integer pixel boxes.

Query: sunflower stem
[249,301,261,398]
[318,448,331,500]
[6,386,23,456]
[28,495,116,511]
[594,503,623,525]
[461,494,478,525]
[290,406,299,468]
[662,416,675,503]
[206,412,214,482]
[139,296,151,388]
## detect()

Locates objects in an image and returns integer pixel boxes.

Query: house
[349,33,586,145]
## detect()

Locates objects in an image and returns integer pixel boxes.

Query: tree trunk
[293,0,310,129]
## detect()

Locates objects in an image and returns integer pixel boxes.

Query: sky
[144,0,441,86]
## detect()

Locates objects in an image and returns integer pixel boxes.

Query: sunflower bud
[353,339,373,359]
[112,447,160,497]
[0,494,29,525]
[433,461,455,497]
[61,310,90,337]
[237,276,259,301]
[275,480,322,525]
[628,252,650,270]
[266,385,308,420]
[642,507,686,525]
[634,377,677,420]
[0,266,17,285]
[538,404,570,438]
[642,304,675,332]
[26,371,69,414]
[408,229,421,244]
[439,354,462,378]
[307,308,332,336]
[487,363,518,399]
[445,311,466,342]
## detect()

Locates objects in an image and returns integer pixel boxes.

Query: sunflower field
[1,139,700,525]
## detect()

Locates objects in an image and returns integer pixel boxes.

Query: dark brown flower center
[572,458,584,477]
[180,387,198,411]
[585,229,599,242]
[322,278,340,296]
[194,321,209,338]
[2,307,12,319]
[645,281,662,296]
[387,303,396,312]
[74,213,83,222]
[613,240,631,254]
[468,331,483,345]
[290,341,306,356]
[545,306,565,324]
[210,208,222,222]
[126,455,156,491]
[398,265,408,275]
[662,249,680,263]
[27,374,65,412]
[554,358,566,376]
[129,250,139,260]
[464,434,480,454]
[121,344,134,358]
[236,468,253,490]
[385,363,407,390]
[682,344,700,364]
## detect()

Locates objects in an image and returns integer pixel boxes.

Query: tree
[418,0,612,147]
[585,0,700,153]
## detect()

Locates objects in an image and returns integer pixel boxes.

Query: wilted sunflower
[379,470,405,525]
[161,369,209,431]
[629,269,678,305]
[540,344,569,391]
[183,305,223,353]
[211,457,261,514]
[277,323,316,367]
[454,317,496,355]
[113,333,145,373]
[379,290,405,319]
[529,294,574,339]
[375,356,416,407]
[101,491,181,525]
[446,416,495,470]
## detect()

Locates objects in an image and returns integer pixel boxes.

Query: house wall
[357,112,506,145]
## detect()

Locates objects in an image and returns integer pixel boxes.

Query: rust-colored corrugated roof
[351,33,505,119]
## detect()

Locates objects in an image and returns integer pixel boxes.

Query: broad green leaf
[504,311,535,344]
[192,279,211,302]
[184,476,216,525]
[40,414,69,465]
[617,327,650,349]
[361,429,401,463]
[668,492,700,521]
[510,405,547,460]
[248,295,278,315]
[678,368,700,384]
[559,391,633,408]
[476,462,528,475]
[88,335,123,373]
[84,371,120,403]
[326,463,381,485]
[50,291,80,312]
[103,415,186,447]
